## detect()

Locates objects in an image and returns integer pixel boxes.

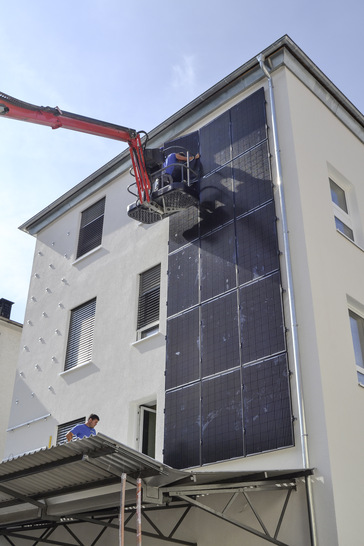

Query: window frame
[136,264,161,340]
[64,298,97,371]
[57,417,85,444]
[76,197,106,259]
[348,307,364,387]
[138,404,157,458]
[329,178,354,242]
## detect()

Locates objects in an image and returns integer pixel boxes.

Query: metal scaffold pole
[119,473,127,546]
[136,478,142,545]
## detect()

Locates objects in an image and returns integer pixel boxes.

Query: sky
[1,0,364,324]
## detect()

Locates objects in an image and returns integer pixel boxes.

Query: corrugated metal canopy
[0,434,314,545]
[0,433,187,520]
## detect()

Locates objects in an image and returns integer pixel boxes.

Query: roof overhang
[19,35,364,237]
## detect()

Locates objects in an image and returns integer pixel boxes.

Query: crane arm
[0,92,150,202]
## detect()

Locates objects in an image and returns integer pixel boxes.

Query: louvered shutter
[137,265,161,330]
[57,417,85,444]
[76,198,105,258]
[65,299,96,371]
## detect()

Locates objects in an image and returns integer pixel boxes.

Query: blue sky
[1,0,363,323]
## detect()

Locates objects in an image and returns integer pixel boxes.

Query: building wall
[0,316,22,460]
[274,66,364,546]
[4,49,364,545]
[5,173,169,459]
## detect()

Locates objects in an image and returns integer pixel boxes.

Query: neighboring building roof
[19,35,364,237]
[0,316,22,329]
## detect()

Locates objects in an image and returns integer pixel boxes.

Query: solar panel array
[164,88,293,468]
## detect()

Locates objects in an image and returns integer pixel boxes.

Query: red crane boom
[0,92,151,203]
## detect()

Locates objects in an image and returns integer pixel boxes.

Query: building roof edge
[19,34,364,236]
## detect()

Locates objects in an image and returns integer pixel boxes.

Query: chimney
[0,298,14,320]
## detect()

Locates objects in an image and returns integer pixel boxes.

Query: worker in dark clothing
[66,414,99,441]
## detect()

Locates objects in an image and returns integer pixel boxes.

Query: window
[348,309,364,386]
[76,197,105,258]
[137,264,161,339]
[139,404,156,457]
[57,417,85,444]
[65,298,96,371]
[329,178,354,241]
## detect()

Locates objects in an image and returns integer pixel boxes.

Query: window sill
[131,331,164,348]
[336,229,364,252]
[59,361,93,376]
[72,245,103,265]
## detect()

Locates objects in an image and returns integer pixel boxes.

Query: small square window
[329,178,354,242]
[330,179,348,213]
[334,217,354,241]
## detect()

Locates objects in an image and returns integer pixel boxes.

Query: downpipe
[257,54,318,546]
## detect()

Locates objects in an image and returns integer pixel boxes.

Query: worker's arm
[66,431,74,442]
[175,152,200,161]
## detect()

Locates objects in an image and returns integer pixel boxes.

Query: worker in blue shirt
[163,152,200,182]
[66,414,99,441]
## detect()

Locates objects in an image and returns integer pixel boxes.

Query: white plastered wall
[0,318,22,460]
[4,169,168,461]
[273,66,364,546]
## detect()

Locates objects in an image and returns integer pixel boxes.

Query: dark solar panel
[231,87,267,157]
[199,111,231,176]
[199,164,234,236]
[164,87,293,467]
[167,244,199,317]
[236,201,279,285]
[201,370,243,464]
[166,308,200,390]
[239,272,285,364]
[201,292,240,377]
[243,354,294,454]
[200,222,236,302]
[164,132,200,160]
[233,141,273,217]
[169,206,200,253]
[164,384,201,469]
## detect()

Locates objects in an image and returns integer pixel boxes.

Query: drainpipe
[257,54,317,546]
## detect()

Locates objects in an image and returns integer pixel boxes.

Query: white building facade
[1,36,364,546]
[0,299,22,460]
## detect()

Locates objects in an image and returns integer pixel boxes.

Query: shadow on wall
[4,375,57,459]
